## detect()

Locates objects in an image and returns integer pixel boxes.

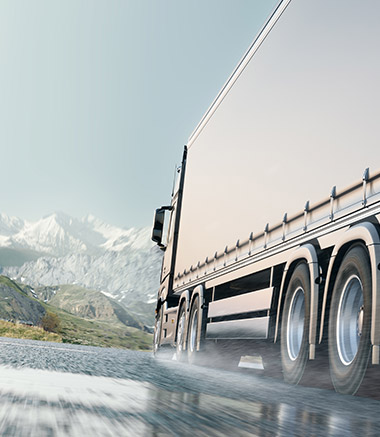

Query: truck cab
[152,147,187,352]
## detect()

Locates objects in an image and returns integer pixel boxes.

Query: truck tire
[328,245,371,395]
[187,296,204,365]
[176,304,187,362]
[281,262,310,384]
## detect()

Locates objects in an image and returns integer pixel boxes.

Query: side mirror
[152,208,165,246]
[152,205,173,248]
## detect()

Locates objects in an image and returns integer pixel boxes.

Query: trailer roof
[187,0,290,149]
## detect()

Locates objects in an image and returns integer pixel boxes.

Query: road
[0,337,379,436]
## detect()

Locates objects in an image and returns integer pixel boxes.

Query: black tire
[281,262,310,384]
[176,304,187,362]
[187,296,205,365]
[153,307,163,356]
[328,245,371,395]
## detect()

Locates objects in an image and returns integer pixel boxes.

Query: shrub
[41,311,60,333]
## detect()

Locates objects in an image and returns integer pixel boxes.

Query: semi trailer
[151,0,380,395]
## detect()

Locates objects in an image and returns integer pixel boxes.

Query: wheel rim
[287,287,305,361]
[189,308,198,353]
[177,311,186,352]
[337,275,364,365]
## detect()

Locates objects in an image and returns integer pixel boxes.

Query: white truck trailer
[151,0,380,395]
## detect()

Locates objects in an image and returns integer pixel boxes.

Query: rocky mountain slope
[0,212,162,326]
[31,284,145,331]
[0,276,45,324]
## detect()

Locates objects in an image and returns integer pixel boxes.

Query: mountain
[0,275,152,350]
[0,213,24,237]
[0,276,45,324]
[0,212,162,326]
[32,284,144,330]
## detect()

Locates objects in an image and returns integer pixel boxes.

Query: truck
[151,0,380,395]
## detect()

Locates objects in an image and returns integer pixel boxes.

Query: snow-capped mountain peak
[10,212,88,257]
[0,213,25,236]
[0,212,162,325]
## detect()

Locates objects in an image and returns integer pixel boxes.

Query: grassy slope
[43,303,152,350]
[0,276,152,350]
[0,320,61,342]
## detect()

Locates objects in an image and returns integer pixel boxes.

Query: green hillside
[0,319,62,342]
[0,276,152,350]
[42,303,151,350]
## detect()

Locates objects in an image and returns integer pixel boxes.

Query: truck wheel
[328,245,371,395]
[187,296,204,365]
[176,304,187,362]
[153,307,162,356]
[281,262,310,384]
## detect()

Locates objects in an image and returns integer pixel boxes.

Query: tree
[41,312,60,333]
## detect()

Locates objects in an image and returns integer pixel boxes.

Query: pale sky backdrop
[0,0,277,228]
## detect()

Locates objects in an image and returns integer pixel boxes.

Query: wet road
[0,338,379,436]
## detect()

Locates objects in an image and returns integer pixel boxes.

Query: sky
[0,0,277,228]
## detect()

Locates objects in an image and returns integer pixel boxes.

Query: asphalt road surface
[0,337,379,436]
